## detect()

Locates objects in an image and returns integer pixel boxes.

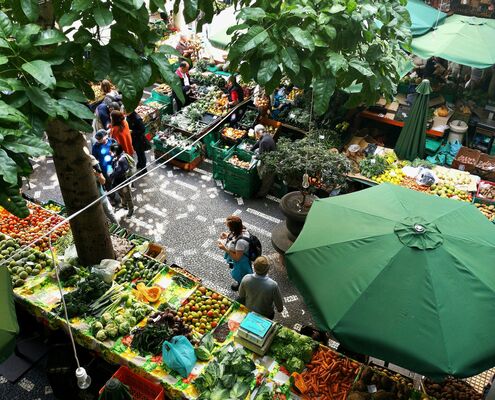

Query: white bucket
[448,120,468,144]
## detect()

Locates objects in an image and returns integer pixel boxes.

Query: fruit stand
[0,199,488,399]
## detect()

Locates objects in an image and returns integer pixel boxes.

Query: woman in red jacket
[110,110,134,156]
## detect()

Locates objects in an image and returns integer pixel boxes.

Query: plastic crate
[201,131,219,159]
[211,139,236,162]
[153,138,201,164]
[223,151,260,198]
[220,126,248,145]
[42,200,66,216]
[150,90,172,105]
[472,197,495,223]
[145,243,166,262]
[99,366,164,400]
[237,138,256,155]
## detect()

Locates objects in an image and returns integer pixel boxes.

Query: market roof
[411,14,495,69]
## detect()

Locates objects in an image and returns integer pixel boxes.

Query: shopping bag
[162,336,197,378]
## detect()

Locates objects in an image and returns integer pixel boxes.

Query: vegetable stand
[1,201,486,399]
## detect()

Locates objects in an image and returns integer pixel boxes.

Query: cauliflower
[114,315,125,325]
[118,322,130,336]
[105,324,118,338]
[91,321,104,334]
[102,312,113,324]
[96,330,107,341]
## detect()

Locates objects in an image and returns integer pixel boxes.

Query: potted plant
[262,136,351,243]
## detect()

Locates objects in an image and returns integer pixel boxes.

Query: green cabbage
[286,356,305,373]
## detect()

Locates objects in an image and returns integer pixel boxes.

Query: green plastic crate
[152,137,201,163]
[222,151,260,198]
[237,139,256,156]
[144,97,172,116]
[212,146,234,180]
[201,131,219,159]
[150,90,172,104]
[211,139,236,162]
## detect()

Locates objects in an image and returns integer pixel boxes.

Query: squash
[133,283,161,303]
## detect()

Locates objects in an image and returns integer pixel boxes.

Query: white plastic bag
[92,259,120,283]
[63,244,78,265]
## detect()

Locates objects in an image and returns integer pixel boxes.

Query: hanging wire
[2,114,225,266]
[48,235,81,369]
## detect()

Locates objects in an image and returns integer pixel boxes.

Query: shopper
[217,215,253,291]
[110,110,134,156]
[92,130,116,181]
[126,111,149,172]
[238,256,283,320]
[252,124,276,198]
[109,143,134,218]
[93,101,120,133]
[89,155,119,225]
[101,79,122,107]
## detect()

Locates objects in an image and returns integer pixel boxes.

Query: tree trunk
[46,120,115,265]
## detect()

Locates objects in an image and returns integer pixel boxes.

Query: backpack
[235,234,262,262]
[123,153,136,179]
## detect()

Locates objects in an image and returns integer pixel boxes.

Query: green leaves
[150,54,185,104]
[0,100,29,124]
[313,76,336,116]
[34,29,67,46]
[288,27,314,51]
[257,58,278,85]
[110,42,140,61]
[238,7,266,22]
[22,60,56,88]
[349,59,374,77]
[2,135,52,158]
[0,149,18,185]
[21,0,39,22]
[58,99,95,120]
[231,25,268,57]
[184,0,199,23]
[281,47,299,75]
[94,7,113,27]
[26,87,57,116]
[91,44,111,81]
[73,0,92,11]
[0,11,13,37]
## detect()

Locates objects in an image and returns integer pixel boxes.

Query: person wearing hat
[92,129,116,183]
[252,124,276,198]
[238,256,283,320]
[89,155,119,225]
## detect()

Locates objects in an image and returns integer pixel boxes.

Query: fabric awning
[408,0,446,36]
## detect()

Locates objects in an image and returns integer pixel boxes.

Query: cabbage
[286,356,305,373]
[195,346,212,361]
[96,330,107,341]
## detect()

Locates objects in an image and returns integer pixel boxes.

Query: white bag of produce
[92,259,120,283]
[64,244,78,265]
[416,167,436,186]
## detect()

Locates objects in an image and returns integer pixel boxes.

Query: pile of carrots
[296,347,362,400]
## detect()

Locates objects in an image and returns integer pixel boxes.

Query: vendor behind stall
[176,34,193,60]
[253,124,276,198]
[174,61,194,110]
[225,75,244,124]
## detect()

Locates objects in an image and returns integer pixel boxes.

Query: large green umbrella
[394,79,431,161]
[407,0,446,36]
[286,184,495,379]
[412,15,495,69]
[0,268,18,363]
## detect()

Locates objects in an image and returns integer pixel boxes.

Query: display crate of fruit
[258,116,282,139]
[221,126,247,145]
[144,242,166,262]
[452,146,481,173]
[347,365,415,400]
[472,197,495,222]
[135,103,161,124]
[0,202,70,252]
[143,97,172,117]
[474,153,495,181]
[99,366,165,400]
[238,107,259,130]
[148,266,199,310]
[237,138,256,155]
[211,138,236,162]
[424,377,482,400]
[476,180,495,202]
[116,252,167,285]
[178,286,233,336]
[42,200,66,216]
[222,150,260,197]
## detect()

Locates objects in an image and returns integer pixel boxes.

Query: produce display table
[0,200,487,399]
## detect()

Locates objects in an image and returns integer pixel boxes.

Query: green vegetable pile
[131,309,193,356]
[195,346,255,400]
[239,109,259,129]
[359,155,389,178]
[90,302,150,342]
[172,274,195,289]
[0,235,53,288]
[115,254,165,285]
[190,72,225,89]
[57,264,90,288]
[60,274,110,318]
[194,333,216,361]
[269,326,316,374]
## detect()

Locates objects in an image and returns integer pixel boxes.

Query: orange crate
[99,366,164,400]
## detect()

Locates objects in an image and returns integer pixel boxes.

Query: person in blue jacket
[217,215,253,291]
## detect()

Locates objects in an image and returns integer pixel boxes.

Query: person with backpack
[238,256,283,320]
[110,110,134,157]
[217,215,261,291]
[109,143,134,218]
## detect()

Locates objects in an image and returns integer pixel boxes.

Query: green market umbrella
[286,184,495,379]
[0,268,18,363]
[407,0,446,36]
[411,15,495,69]
[394,79,431,161]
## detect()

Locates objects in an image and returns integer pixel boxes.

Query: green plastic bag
[162,336,197,378]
